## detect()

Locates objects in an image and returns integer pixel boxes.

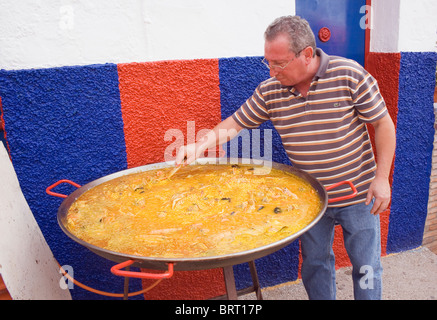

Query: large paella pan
[47,158,356,278]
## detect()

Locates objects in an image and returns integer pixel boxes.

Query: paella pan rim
[56,158,328,271]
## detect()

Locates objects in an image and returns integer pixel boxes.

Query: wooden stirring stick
[167,156,187,180]
[167,165,181,179]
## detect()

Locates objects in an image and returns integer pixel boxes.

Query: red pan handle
[326,181,357,204]
[111,260,174,279]
[46,179,82,198]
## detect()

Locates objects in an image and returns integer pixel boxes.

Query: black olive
[274,207,282,214]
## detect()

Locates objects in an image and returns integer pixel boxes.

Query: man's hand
[175,142,201,166]
[175,116,243,166]
[366,176,391,215]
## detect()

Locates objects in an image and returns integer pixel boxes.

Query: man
[175,16,396,300]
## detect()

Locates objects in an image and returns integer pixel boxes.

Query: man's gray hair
[265,16,317,56]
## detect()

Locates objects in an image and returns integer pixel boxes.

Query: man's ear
[302,46,314,63]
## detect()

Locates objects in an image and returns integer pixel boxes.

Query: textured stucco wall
[1,53,437,301]
[219,56,290,166]
[388,52,437,253]
[365,52,401,258]
[0,64,140,299]
[118,59,221,168]
[2,52,435,299]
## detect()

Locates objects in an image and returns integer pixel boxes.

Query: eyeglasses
[261,51,302,71]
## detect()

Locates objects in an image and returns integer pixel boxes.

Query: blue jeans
[300,200,382,300]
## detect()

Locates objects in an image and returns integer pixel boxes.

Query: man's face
[264,34,304,87]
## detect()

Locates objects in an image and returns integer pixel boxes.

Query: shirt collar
[314,48,330,79]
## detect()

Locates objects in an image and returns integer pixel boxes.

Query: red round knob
[318,27,331,42]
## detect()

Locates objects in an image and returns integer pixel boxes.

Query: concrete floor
[241,247,437,300]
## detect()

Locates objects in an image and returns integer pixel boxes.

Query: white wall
[370,0,400,53]
[0,0,295,70]
[2,0,435,70]
[398,0,437,52]
[370,0,437,53]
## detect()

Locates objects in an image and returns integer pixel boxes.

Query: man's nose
[270,68,279,77]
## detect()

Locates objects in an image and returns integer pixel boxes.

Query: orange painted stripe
[117,59,222,169]
[117,59,226,300]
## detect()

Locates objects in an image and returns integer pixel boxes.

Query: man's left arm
[366,113,396,215]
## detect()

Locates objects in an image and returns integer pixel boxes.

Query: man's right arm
[175,116,244,165]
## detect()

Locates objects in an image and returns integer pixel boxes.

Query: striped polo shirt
[232,49,388,207]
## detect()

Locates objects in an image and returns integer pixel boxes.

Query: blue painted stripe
[0,64,135,299]
[387,52,437,253]
[218,56,290,165]
[218,57,298,288]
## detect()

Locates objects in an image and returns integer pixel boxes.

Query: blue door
[296,0,367,66]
